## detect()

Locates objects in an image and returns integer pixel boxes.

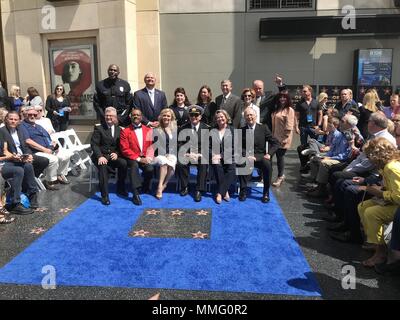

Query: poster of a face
[50,45,96,119]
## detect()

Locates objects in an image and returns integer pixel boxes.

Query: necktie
[222,96,227,106]
[149,90,154,105]
[108,126,114,138]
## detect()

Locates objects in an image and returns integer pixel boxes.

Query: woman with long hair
[24,87,43,107]
[210,110,236,204]
[196,85,217,126]
[45,84,71,132]
[153,108,178,199]
[169,87,191,128]
[358,91,380,139]
[358,137,400,267]
[270,92,295,187]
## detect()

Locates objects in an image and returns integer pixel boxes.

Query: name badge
[307,114,313,123]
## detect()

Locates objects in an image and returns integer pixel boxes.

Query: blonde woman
[8,85,24,112]
[359,91,380,139]
[153,108,178,199]
[358,137,400,267]
[0,107,8,127]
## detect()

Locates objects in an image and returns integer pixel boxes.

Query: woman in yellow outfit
[358,137,400,267]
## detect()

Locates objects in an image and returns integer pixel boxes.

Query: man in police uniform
[90,106,128,205]
[176,105,210,202]
[93,64,133,127]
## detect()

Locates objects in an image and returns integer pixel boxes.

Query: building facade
[1,0,399,136]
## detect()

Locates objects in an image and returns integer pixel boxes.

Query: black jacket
[0,125,32,156]
[90,123,123,160]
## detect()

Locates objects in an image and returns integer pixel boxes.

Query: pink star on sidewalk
[146,209,160,215]
[59,207,72,214]
[132,230,150,237]
[30,227,46,235]
[192,231,208,239]
[196,210,209,216]
[171,210,184,216]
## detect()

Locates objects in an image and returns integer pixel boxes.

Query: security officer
[93,64,133,127]
[176,105,210,202]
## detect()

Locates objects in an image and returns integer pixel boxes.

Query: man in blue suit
[133,73,167,128]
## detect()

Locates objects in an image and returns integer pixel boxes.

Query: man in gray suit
[215,80,243,129]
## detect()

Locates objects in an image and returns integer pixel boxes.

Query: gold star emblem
[146,209,160,216]
[30,227,46,235]
[196,210,209,216]
[59,207,72,214]
[132,230,150,237]
[171,210,184,216]
[192,231,208,239]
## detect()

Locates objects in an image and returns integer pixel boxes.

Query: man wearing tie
[90,107,128,205]
[176,105,210,202]
[215,80,243,129]
[133,72,168,128]
[238,107,280,203]
[120,109,154,205]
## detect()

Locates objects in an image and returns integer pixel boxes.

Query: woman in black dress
[45,84,71,132]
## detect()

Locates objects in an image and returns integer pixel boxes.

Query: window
[249,0,314,9]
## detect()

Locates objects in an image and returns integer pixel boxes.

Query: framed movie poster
[49,45,96,119]
[354,49,393,87]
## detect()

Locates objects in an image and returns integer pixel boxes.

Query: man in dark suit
[133,72,168,128]
[0,111,40,214]
[93,64,133,127]
[90,107,128,205]
[120,109,154,205]
[238,107,280,203]
[215,80,243,129]
[176,105,210,202]
[253,76,286,130]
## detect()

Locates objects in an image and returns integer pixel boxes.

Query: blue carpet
[0,189,321,296]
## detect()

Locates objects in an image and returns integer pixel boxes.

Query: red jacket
[120,124,154,160]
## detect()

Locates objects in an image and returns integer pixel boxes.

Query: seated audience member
[21,108,72,190]
[305,116,353,197]
[238,107,280,203]
[391,114,400,147]
[383,94,400,120]
[176,105,210,202]
[120,109,154,206]
[34,105,55,135]
[152,108,178,200]
[358,137,400,267]
[0,107,8,127]
[0,149,16,224]
[90,107,128,205]
[24,87,43,108]
[335,88,358,119]
[0,112,40,214]
[375,208,400,275]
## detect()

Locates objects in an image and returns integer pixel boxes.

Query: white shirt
[10,128,23,155]
[36,117,55,135]
[108,125,115,138]
[134,126,144,159]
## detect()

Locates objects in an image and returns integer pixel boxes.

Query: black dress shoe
[116,189,129,197]
[44,180,59,191]
[320,211,342,223]
[28,193,39,209]
[326,221,348,232]
[194,191,202,202]
[180,187,189,196]
[9,203,34,215]
[261,194,270,203]
[329,230,352,243]
[101,196,110,205]
[132,194,142,206]
[239,191,247,201]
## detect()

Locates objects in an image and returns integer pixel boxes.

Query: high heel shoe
[155,188,163,200]
[215,193,222,204]
[272,175,285,187]
[223,192,230,202]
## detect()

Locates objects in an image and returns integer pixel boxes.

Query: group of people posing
[90,64,299,207]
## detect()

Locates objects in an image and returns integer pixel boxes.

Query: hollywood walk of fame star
[171,210,184,216]
[131,230,150,237]
[146,209,160,216]
[320,87,328,93]
[30,227,46,235]
[59,207,72,214]
[196,210,209,216]
[34,207,48,213]
[384,88,391,95]
[192,231,208,239]
[332,87,340,95]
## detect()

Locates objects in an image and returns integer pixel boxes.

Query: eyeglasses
[243,95,252,98]
[189,114,200,117]
[56,88,63,91]
[109,69,118,72]
[27,113,38,117]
